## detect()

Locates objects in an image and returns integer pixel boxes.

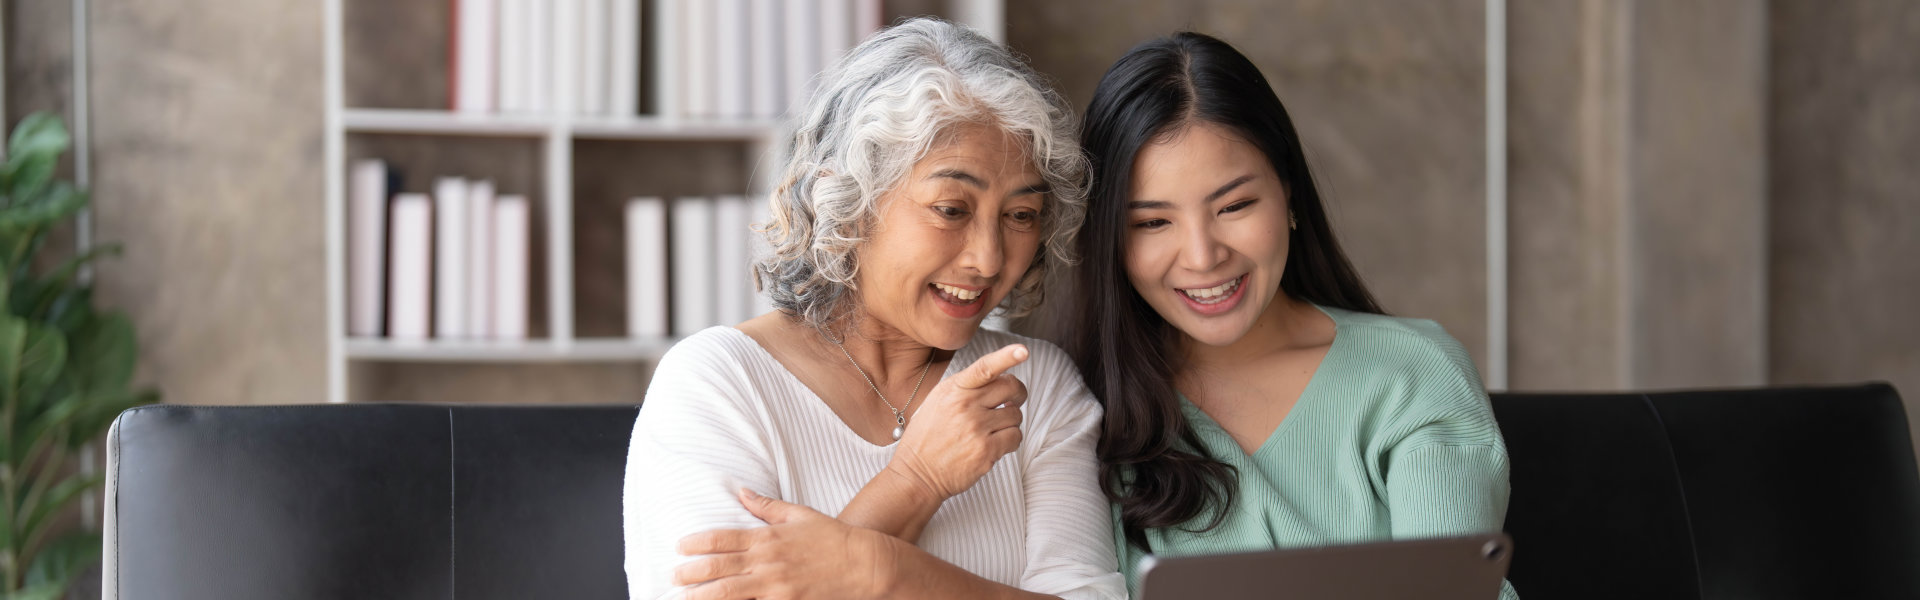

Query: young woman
[1066,32,1520,599]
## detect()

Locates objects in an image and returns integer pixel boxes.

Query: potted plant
[0,112,160,599]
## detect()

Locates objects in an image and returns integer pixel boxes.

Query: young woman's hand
[673,489,901,600]
[887,344,1030,502]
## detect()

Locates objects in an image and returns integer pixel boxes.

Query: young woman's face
[1123,121,1291,347]
[853,123,1049,350]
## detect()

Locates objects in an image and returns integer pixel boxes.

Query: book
[781,0,820,113]
[389,194,434,340]
[434,177,470,338]
[493,195,530,340]
[454,0,497,113]
[819,0,853,74]
[684,0,715,118]
[748,0,783,118]
[609,0,641,116]
[714,194,752,326]
[528,0,551,112]
[856,0,882,39]
[715,0,751,119]
[578,0,609,115]
[626,197,669,338]
[349,159,389,337]
[671,197,716,335]
[497,0,526,112]
[654,0,681,118]
[466,180,496,338]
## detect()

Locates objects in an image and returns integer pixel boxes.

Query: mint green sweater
[1113,306,1520,599]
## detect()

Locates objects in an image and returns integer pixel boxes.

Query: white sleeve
[624,337,781,600]
[1015,343,1127,600]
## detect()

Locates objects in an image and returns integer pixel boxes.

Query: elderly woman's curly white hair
[755,17,1087,334]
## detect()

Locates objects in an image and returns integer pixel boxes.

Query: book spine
[781,0,820,114]
[466,180,496,338]
[714,194,752,326]
[349,159,389,337]
[609,0,640,116]
[715,0,751,119]
[671,197,716,335]
[578,0,609,115]
[684,0,714,118]
[389,194,434,340]
[748,0,783,119]
[434,177,471,338]
[528,0,551,113]
[819,0,853,73]
[497,0,525,112]
[493,196,531,340]
[456,0,498,113]
[856,0,881,39]
[655,0,681,118]
[626,197,669,338]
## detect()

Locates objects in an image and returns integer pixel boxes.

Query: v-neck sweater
[1113,306,1520,599]
[624,326,1125,600]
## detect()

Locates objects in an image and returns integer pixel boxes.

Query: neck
[820,313,945,386]
[1181,294,1315,372]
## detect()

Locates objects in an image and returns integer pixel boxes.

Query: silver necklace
[833,339,935,441]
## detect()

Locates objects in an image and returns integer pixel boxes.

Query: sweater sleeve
[624,332,783,600]
[1378,324,1521,599]
[1013,341,1127,600]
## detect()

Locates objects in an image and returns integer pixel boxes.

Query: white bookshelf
[321,0,1005,403]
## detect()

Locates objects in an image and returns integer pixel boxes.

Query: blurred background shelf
[343,108,554,136]
[324,0,1006,402]
[345,337,677,362]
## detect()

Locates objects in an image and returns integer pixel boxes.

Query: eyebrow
[931,168,1051,197]
[1127,174,1257,210]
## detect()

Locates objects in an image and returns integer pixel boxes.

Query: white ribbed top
[624,326,1124,600]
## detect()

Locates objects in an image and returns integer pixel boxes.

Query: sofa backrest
[1495,383,1920,600]
[103,385,1920,599]
[104,404,639,600]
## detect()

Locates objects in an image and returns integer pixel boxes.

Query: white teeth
[934,283,981,301]
[1179,277,1241,303]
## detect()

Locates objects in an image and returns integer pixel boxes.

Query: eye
[1132,218,1170,231]
[1221,199,1257,214]
[933,205,969,220]
[1004,209,1040,232]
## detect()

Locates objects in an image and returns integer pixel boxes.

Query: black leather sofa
[102,384,1920,599]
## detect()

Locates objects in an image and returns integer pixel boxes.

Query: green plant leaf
[0,183,88,232]
[21,531,99,598]
[64,314,131,393]
[7,581,70,600]
[14,323,67,421]
[6,113,70,165]
[4,150,57,207]
[20,474,102,554]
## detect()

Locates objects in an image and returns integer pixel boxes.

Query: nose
[1176,221,1230,275]
[955,216,1005,281]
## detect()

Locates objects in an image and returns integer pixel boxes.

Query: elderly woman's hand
[886,344,1031,502]
[674,488,899,600]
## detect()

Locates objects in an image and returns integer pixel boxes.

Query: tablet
[1136,533,1512,600]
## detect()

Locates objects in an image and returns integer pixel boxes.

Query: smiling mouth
[1178,275,1244,305]
[931,282,985,304]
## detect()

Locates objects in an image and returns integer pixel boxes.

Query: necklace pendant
[891,425,904,441]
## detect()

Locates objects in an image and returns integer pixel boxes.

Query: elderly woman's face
[853,123,1047,350]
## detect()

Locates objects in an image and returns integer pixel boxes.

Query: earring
[1289,211,1298,230]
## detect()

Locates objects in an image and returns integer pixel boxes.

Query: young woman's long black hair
[1069,32,1384,549]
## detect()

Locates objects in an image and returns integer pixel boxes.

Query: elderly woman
[623,18,1124,600]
